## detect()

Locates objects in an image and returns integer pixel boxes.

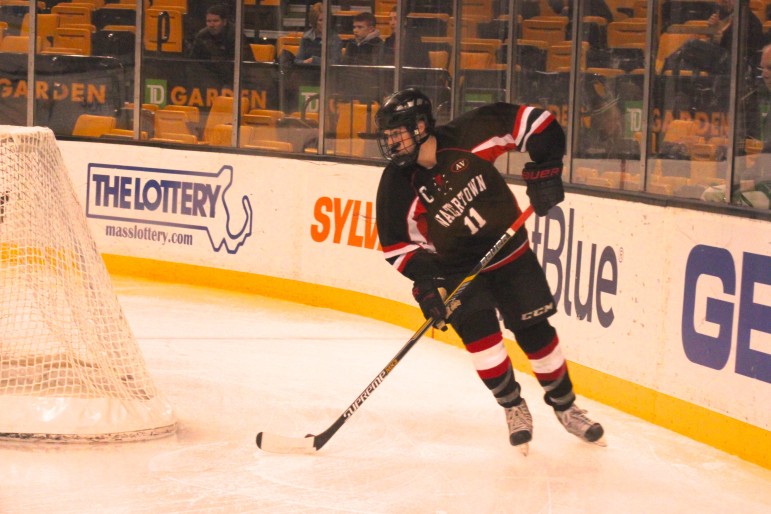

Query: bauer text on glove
[522,160,565,216]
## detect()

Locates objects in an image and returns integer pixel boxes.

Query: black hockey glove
[522,160,565,216]
[412,278,458,331]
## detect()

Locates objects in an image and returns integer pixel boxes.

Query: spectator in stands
[189,4,235,60]
[756,44,771,151]
[741,44,771,154]
[708,0,764,66]
[382,6,430,68]
[546,0,613,44]
[577,75,639,160]
[295,2,342,65]
[341,12,383,65]
[664,0,763,75]
[547,0,614,24]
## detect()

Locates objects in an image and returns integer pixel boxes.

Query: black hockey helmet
[375,88,435,168]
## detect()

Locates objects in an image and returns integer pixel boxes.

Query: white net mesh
[0,126,176,442]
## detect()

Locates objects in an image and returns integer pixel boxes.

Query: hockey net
[0,126,176,442]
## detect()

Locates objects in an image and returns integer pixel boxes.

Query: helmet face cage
[376,89,434,168]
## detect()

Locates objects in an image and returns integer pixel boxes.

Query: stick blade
[256,431,317,454]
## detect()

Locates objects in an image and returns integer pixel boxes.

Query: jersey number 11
[463,208,487,234]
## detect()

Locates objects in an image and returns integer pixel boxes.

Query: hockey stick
[256,205,535,454]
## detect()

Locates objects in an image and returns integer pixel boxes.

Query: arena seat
[334,101,378,157]
[428,49,449,70]
[375,0,395,15]
[240,122,279,148]
[246,109,283,124]
[72,114,117,137]
[51,4,93,29]
[547,41,587,72]
[241,139,294,152]
[46,26,93,55]
[572,167,599,184]
[522,17,568,46]
[150,133,198,144]
[154,109,198,141]
[0,34,28,53]
[655,33,699,74]
[607,20,646,49]
[150,0,187,14]
[93,4,136,30]
[459,50,492,69]
[162,105,200,125]
[249,43,275,62]
[92,29,135,64]
[21,13,59,47]
[144,8,184,53]
[276,35,301,56]
[203,96,248,144]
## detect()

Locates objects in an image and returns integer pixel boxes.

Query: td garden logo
[86,164,252,254]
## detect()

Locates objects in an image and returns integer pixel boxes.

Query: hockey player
[374,88,605,452]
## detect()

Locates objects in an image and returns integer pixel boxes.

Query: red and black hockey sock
[514,321,575,411]
[458,311,522,408]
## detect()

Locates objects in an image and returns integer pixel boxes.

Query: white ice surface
[1,277,770,514]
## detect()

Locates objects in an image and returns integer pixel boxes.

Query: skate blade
[517,442,529,456]
[590,435,607,447]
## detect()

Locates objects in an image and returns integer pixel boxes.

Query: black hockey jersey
[375,103,565,281]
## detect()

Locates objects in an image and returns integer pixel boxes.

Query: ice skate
[554,404,606,446]
[504,399,533,455]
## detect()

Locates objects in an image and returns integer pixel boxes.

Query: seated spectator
[663,0,763,75]
[295,2,342,65]
[547,0,614,24]
[382,6,430,68]
[755,44,771,151]
[188,4,235,60]
[578,75,640,160]
[341,12,383,65]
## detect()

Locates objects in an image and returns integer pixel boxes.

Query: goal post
[0,126,176,442]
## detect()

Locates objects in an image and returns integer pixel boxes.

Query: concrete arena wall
[59,141,771,469]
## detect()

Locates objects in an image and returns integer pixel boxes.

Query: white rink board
[59,141,771,432]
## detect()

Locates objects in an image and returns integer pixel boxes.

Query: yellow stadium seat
[241,139,294,152]
[144,8,184,53]
[148,0,187,14]
[335,101,378,157]
[162,105,200,125]
[21,13,60,46]
[655,33,699,74]
[150,133,199,144]
[0,35,30,53]
[606,20,646,49]
[459,50,492,69]
[72,114,117,137]
[154,109,197,140]
[203,96,248,144]
[522,17,568,46]
[277,35,301,56]
[249,43,276,62]
[547,41,587,72]
[45,26,93,55]
[428,50,449,70]
[51,4,93,29]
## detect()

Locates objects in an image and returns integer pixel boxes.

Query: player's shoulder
[377,163,413,190]
[441,102,530,129]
